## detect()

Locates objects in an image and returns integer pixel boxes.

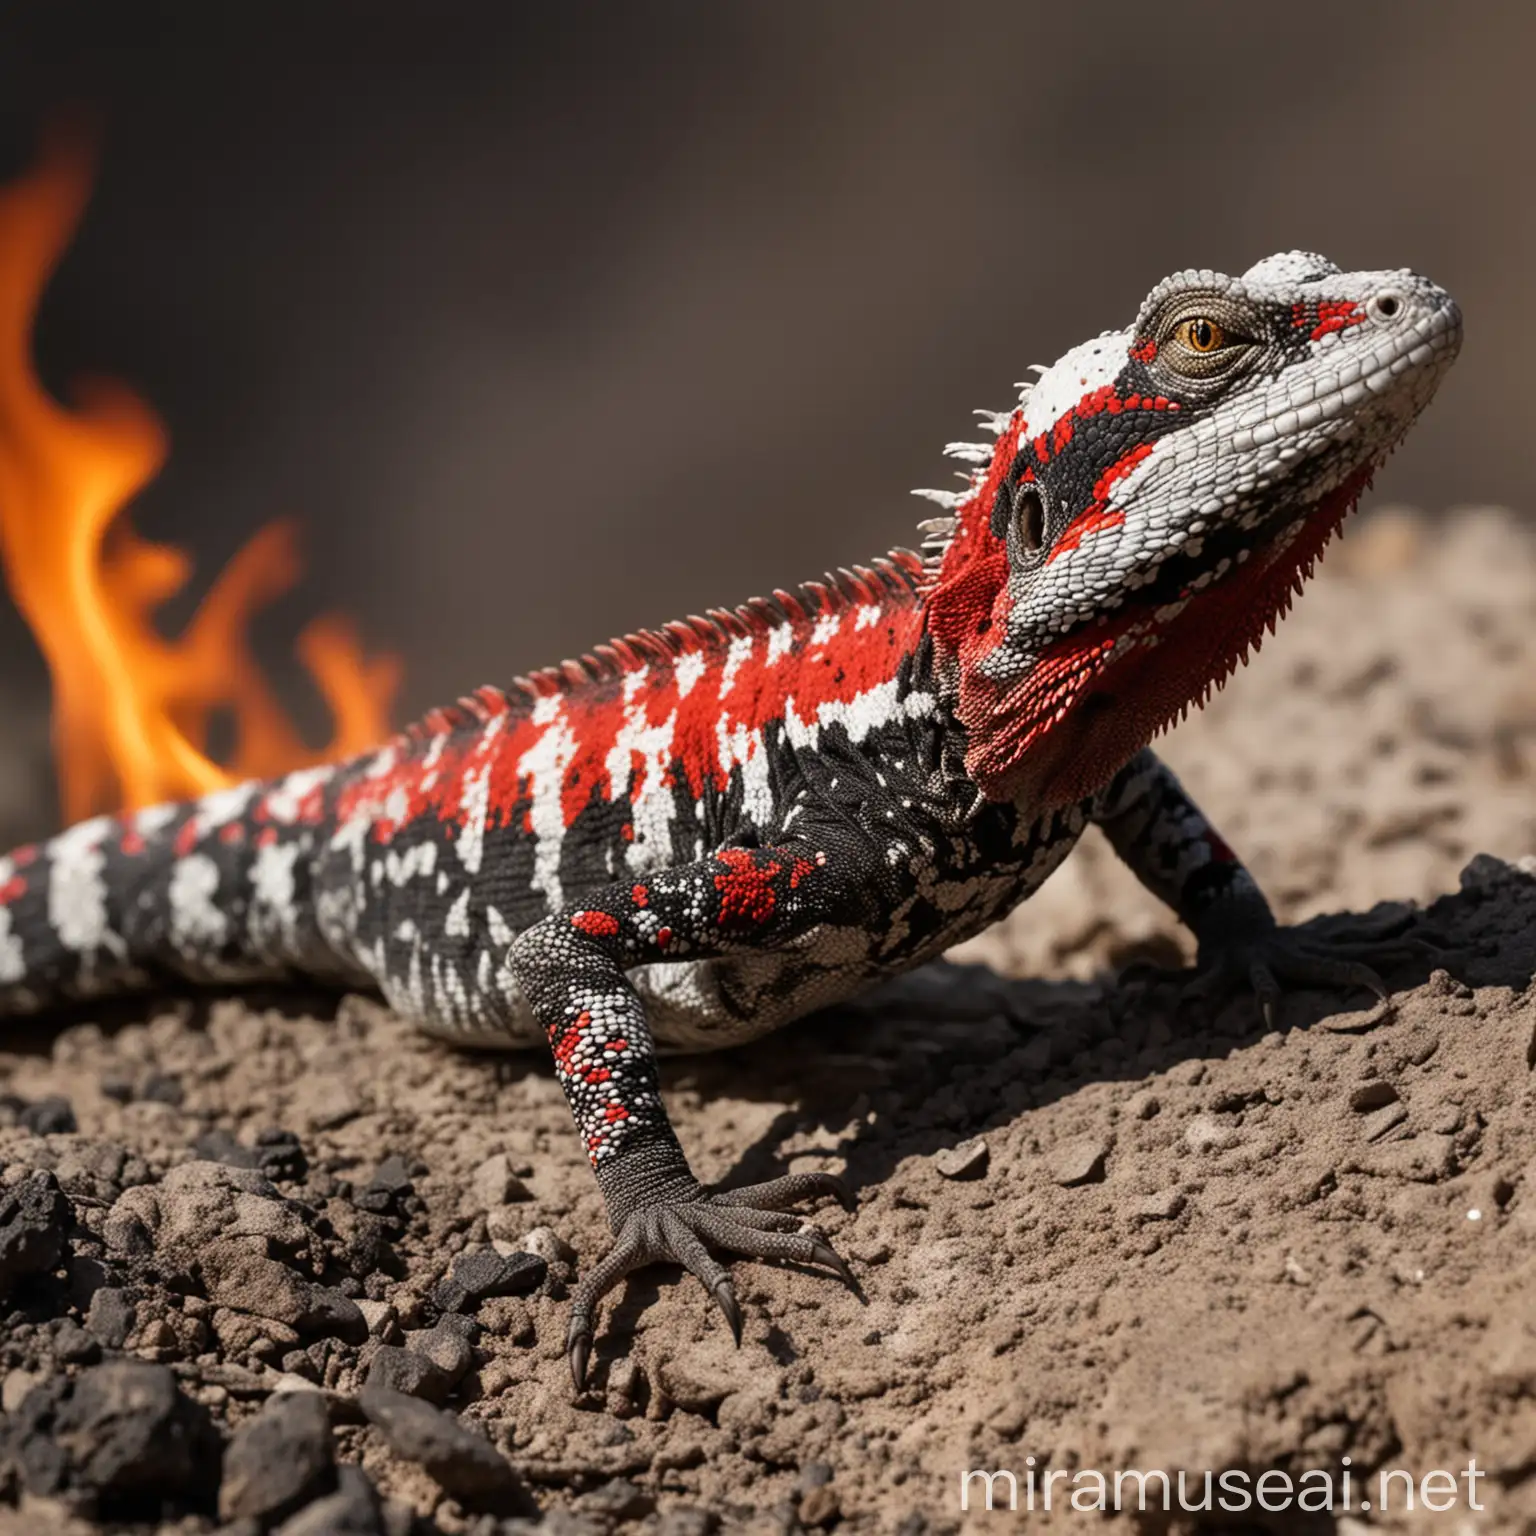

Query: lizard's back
[0,554,934,1046]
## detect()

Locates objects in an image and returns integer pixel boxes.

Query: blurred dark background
[0,1,1529,835]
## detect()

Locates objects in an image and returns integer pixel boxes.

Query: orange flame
[0,132,400,825]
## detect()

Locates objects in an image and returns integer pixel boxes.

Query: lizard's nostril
[1369,292,1403,322]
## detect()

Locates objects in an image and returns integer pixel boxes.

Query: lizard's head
[921,250,1461,809]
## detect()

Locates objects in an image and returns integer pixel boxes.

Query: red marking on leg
[583,1067,611,1085]
[119,830,145,856]
[631,884,649,907]
[604,1103,630,1123]
[604,1039,628,1053]
[714,847,781,927]
[788,856,817,889]
[219,823,244,845]
[571,909,620,937]
[553,1010,591,1068]
[256,827,278,847]
[0,876,25,905]
[173,820,199,857]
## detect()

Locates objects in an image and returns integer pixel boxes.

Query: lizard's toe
[568,1320,593,1394]
[712,1169,855,1213]
[711,1277,744,1345]
[566,1177,858,1393]
[685,1207,861,1294]
[1187,930,1392,1028]
[566,1229,647,1392]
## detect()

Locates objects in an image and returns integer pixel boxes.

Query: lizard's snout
[1363,272,1462,362]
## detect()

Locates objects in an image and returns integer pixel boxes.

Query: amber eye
[1176,316,1225,353]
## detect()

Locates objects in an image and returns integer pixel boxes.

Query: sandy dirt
[1,508,1534,1535]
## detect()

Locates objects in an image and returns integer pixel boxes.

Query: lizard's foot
[1187,912,1459,1028]
[568,1171,856,1392]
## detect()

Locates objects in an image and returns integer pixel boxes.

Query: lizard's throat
[955,471,1370,811]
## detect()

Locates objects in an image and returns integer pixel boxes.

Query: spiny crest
[401,552,929,745]
[910,373,1043,573]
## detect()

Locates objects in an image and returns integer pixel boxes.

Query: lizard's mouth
[963,467,1370,809]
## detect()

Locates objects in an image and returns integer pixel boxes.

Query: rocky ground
[1,509,1535,1535]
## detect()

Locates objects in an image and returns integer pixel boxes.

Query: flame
[0,131,399,824]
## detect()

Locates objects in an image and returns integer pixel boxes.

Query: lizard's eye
[1011,483,1046,560]
[1175,316,1225,353]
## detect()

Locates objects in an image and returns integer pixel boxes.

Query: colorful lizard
[0,252,1461,1388]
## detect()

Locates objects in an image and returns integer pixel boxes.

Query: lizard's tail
[0,767,362,1017]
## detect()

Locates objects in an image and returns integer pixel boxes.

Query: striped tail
[0,769,362,1017]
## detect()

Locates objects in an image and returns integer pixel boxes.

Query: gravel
[0,1170,69,1301]
[358,1384,534,1515]
[931,1137,988,1179]
[219,1390,336,1524]
[1048,1135,1109,1187]
[365,1344,450,1404]
[0,1360,220,1515]
[430,1248,546,1313]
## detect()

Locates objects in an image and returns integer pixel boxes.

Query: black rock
[431,1249,546,1314]
[365,1345,449,1405]
[0,1169,70,1300]
[357,1384,533,1515]
[275,1464,384,1536]
[432,1310,480,1343]
[253,1128,310,1182]
[192,1126,308,1183]
[99,1069,136,1105]
[139,1073,185,1106]
[353,1156,413,1216]
[53,1318,100,1364]
[85,1287,136,1350]
[219,1389,336,1524]
[405,1322,473,1385]
[299,1286,369,1345]
[1,1360,221,1514]
[192,1128,262,1169]
[18,1095,77,1135]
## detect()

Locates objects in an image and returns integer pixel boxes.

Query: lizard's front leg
[1094,748,1434,1023]
[507,843,864,1391]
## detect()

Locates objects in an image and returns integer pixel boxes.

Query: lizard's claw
[567,1171,856,1393]
[1187,908,1464,1028]
[1120,907,1461,1033]
[1187,930,1387,1029]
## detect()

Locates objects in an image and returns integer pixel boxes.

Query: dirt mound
[0,508,1534,1534]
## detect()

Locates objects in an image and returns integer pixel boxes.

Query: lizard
[0,251,1461,1389]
